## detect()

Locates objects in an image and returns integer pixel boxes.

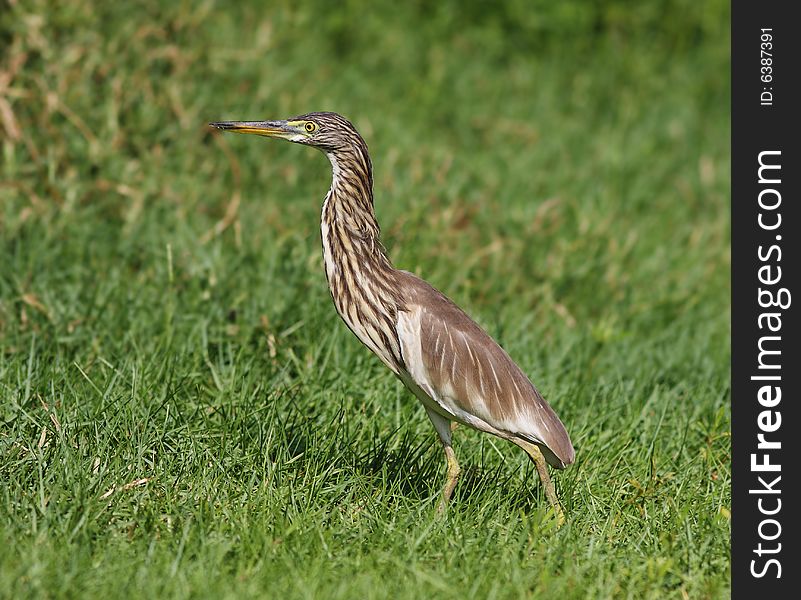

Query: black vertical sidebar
[732,1,800,598]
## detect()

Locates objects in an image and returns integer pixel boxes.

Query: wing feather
[395,271,574,468]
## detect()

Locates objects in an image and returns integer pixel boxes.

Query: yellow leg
[424,407,462,514]
[436,444,461,514]
[520,442,565,525]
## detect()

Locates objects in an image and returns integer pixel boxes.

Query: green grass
[1,1,730,598]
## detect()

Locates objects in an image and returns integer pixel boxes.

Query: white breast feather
[396,306,551,447]
[397,307,488,430]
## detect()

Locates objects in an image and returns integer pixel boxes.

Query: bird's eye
[304,122,317,133]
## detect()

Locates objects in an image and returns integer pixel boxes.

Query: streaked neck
[319,147,403,373]
[321,148,392,268]
[325,149,378,235]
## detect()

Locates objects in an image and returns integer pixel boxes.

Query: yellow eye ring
[304,122,316,133]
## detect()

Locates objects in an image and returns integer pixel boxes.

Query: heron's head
[210,112,364,154]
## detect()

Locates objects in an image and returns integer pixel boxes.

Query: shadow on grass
[354,425,550,513]
[223,390,554,512]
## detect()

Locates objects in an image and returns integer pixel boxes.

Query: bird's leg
[424,407,461,514]
[437,444,461,514]
[524,443,565,525]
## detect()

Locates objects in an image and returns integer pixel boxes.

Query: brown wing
[395,270,575,468]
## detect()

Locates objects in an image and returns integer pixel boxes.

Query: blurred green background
[1,1,730,598]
